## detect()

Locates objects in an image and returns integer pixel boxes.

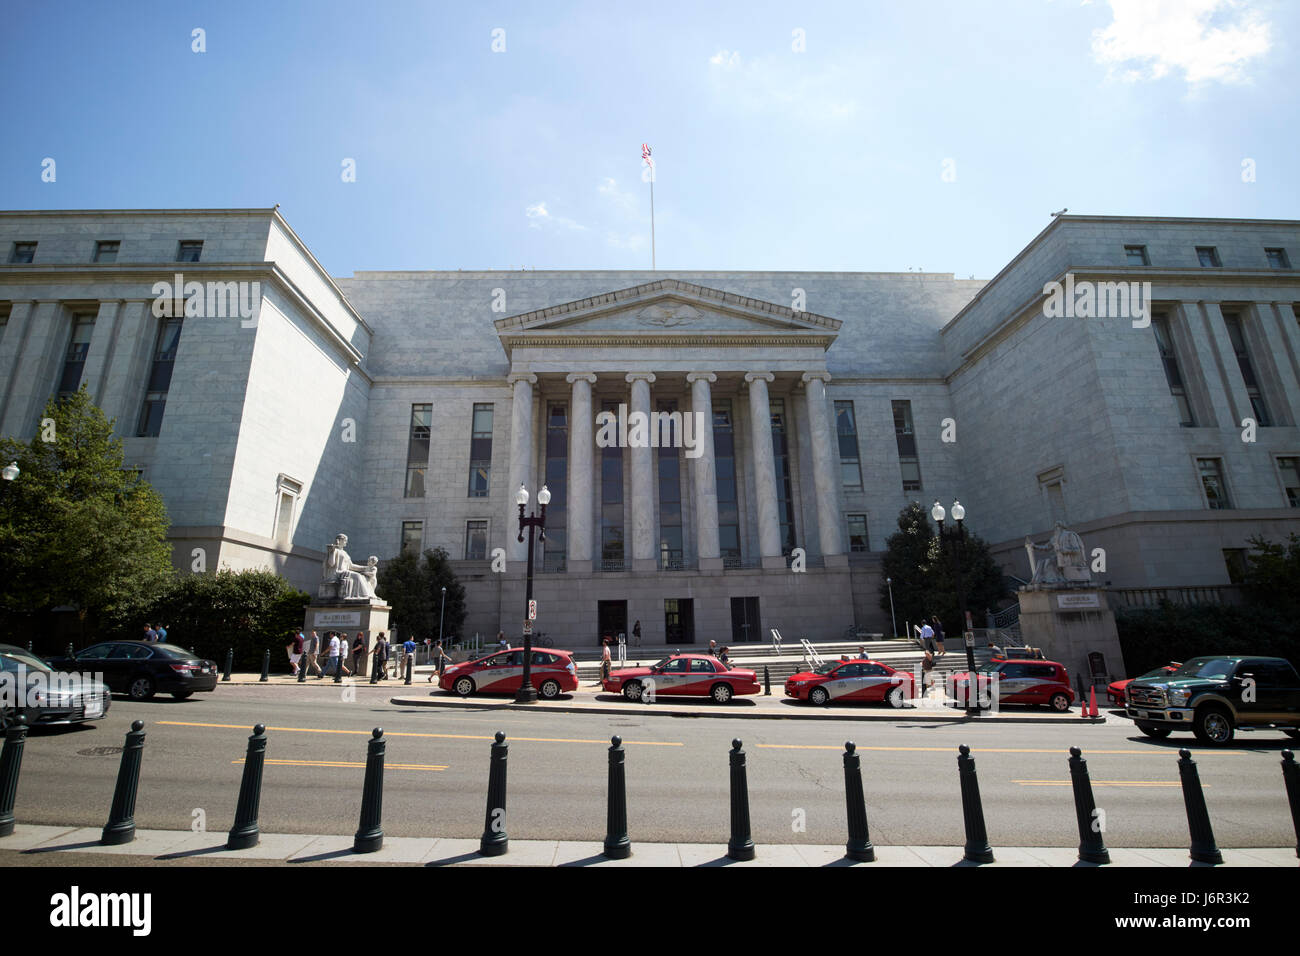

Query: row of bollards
[2,716,1298,863]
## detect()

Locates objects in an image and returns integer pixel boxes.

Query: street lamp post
[514,483,550,704]
[932,500,979,717]
[886,576,897,639]
[438,586,447,644]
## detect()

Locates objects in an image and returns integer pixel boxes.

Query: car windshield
[978,662,1001,674]
[151,644,200,659]
[1169,658,1237,681]
[0,647,51,673]
[650,658,671,670]
[813,662,838,675]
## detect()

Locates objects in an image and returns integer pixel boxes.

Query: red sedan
[785,659,915,707]
[1107,662,1180,707]
[603,654,760,703]
[440,648,578,699]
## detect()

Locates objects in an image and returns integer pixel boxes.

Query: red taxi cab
[785,658,915,707]
[603,653,760,703]
[440,647,578,699]
[949,658,1075,711]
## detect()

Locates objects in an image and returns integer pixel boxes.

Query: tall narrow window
[401,521,423,555]
[770,398,797,555]
[93,240,119,263]
[892,400,922,492]
[601,400,625,570]
[465,520,488,560]
[543,402,568,570]
[846,514,870,552]
[468,403,493,497]
[1197,458,1231,510]
[835,400,862,490]
[1278,457,1300,508]
[713,401,740,566]
[404,404,431,497]
[57,316,95,400]
[274,476,301,544]
[1222,312,1271,426]
[137,318,182,436]
[1151,313,1195,426]
[657,400,683,569]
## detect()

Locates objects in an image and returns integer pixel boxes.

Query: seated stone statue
[319,534,382,603]
[1025,522,1092,588]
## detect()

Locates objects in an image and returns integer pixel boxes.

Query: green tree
[378,547,466,643]
[1242,532,1300,620]
[879,502,933,632]
[0,387,174,643]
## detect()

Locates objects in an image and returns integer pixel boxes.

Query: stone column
[1257,303,1300,425]
[0,301,34,425]
[565,372,597,571]
[1201,301,1251,426]
[0,301,62,438]
[801,372,846,567]
[79,301,121,404]
[1178,301,1234,429]
[687,372,721,570]
[506,372,538,563]
[626,372,657,571]
[96,300,151,434]
[744,371,783,568]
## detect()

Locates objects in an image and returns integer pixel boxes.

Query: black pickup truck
[1125,655,1300,745]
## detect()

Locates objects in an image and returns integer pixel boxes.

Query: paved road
[11,684,1296,848]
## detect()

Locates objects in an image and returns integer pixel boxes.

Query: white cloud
[709,49,741,69]
[1091,0,1272,85]
[525,201,586,231]
[706,51,857,120]
[597,177,639,215]
[606,231,647,251]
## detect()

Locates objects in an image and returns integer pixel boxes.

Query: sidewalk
[3,825,1291,866]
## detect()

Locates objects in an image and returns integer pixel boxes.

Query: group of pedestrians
[140,623,168,643]
[915,616,948,657]
[283,628,452,681]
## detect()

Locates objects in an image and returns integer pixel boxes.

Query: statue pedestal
[304,603,391,677]
[1018,589,1126,693]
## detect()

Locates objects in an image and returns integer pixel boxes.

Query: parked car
[604,653,761,703]
[949,658,1075,711]
[0,643,110,729]
[440,647,578,699]
[1107,661,1180,707]
[785,658,914,707]
[45,641,218,701]
[1125,655,1300,745]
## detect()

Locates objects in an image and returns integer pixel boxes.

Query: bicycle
[531,631,553,648]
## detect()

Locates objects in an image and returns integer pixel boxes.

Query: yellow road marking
[234,758,446,771]
[159,720,682,747]
[1013,779,1193,787]
[757,744,1249,755]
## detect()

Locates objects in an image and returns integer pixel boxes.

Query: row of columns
[505,369,845,569]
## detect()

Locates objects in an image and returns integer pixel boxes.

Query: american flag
[641,143,653,166]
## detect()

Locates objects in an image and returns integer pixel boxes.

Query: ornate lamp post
[932,500,980,717]
[515,483,550,704]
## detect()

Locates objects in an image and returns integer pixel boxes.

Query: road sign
[964,631,975,648]
[528,600,537,621]
[523,620,533,635]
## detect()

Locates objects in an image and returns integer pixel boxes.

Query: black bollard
[259,649,270,683]
[101,720,147,845]
[0,715,29,837]
[727,738,755,861]
[404,655,412,686]
[222,648,233,682]
[227,724,268,849]
[1281,750,1300,859]
[370,661,379,685]
[1068,746,1110,864]
[763,666,771,696]
[957,744,994,863]
[842,741,875,862]
[298,652,307,683]
[479,731,509,856]
[603,735,631,859]
[354,728,386,853]
[1177,748,1223,864]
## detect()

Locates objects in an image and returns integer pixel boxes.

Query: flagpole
[650,173,656,271]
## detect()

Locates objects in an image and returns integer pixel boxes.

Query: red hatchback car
[949,658,1075,711]
[603,653,760,703]
[440,647,578,699]
[785,659,915,707]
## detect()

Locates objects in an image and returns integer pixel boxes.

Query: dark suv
[1125,655,1300,745]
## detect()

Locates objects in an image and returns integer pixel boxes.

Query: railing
[800,639,823,670]
[659,552,685,571]
[1110,585,1243,608]
[770,628,784,656]
[991,604,1020,630]
[722,554,744,569]
[598,558,626,572]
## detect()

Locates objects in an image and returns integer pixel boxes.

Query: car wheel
[1193,705,1234,745]
[1284,728,1300,740]
[888,685,907,709]
[809,686,829,706]
[538,679,560,700]
[128,675,156,701]
[623,681,644,702]
[711,683,733,704]
[172,691,193,700]
[1137,723,1171,739]
[1048,692,1070,713]
[453,676,475,697]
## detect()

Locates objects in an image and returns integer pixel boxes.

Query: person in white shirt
[917,622,935,653]
[327,633,341,675]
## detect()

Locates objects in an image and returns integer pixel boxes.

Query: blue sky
[1,0,1295,278]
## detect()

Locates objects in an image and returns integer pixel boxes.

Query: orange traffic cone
[1088,685,1099,718]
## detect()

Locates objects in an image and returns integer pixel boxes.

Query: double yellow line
[234,757,447,772]
[159,720,683,747]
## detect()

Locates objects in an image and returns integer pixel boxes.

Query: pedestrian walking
[155,624,167,643]
[598,637,612,686]
[707,639,718,658]
[496,631,508,651]
[429,639,448,682]
[917,620,935,654]
[375,632,390,679]
[632,620,642,647]
[403,635,416,677]
[921,650,935,694]
[931,616,946,657]
[304,630,323,678]
[325,631,341,676]
[285,632,298,675]
[142,623,157,643]
[287,631,303,676]
[718,646,732,668]
[857,645,868,659]
[352,632,366,676]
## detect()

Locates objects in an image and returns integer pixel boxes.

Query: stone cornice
[501,332,836,350]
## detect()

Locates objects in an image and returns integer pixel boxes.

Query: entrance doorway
[730,596,761,644]
[597,600,627,646]
[664,598,695,645]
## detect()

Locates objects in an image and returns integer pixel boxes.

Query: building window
[1222,549,1248,584]
[835,400,862,491]
[892,400,922,492]
[601,399,625,570]
[713,401,740,565]
[468,403,493,497]
[846,514,870,552]
[137,318,183,436]
[1197,458,1231,510]
[1265,248,1290,269]
[274,475,302,544]
[1221,311,1271,427]
[770,399,797,556]
[93,240,119,263]
[656,400,683,570]
[57,316,95,400]
[1278,457,1300,508]
[544,402,568,570]
[401,521,423,555]
[465,520,488,561]
[405,403,431,498]
[9,242,36,264]
[1196,246,1221,267]
[1124,245,1150,266]
[177,240,203,262]
[1151,312,1195,426]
